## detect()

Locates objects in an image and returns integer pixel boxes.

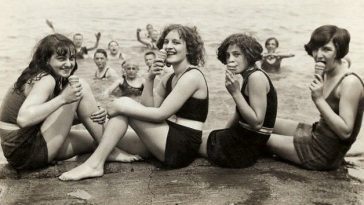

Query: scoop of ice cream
[68,75,79,86]
[226,62,238,72]
[155,50,167,62]
[314,62,325,76]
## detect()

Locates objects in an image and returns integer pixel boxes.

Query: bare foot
[58,163,104,181]
[107,148,143,162]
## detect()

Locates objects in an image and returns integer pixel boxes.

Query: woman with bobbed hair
[60,24,209,180]
[267,25,364,170]
[199,33,278,168]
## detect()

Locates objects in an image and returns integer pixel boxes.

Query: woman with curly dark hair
[199,33,277,168]
[60,24,209,181]
[0,33,112,170]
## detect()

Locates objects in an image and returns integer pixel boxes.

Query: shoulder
[248,70,268,81]
[183,68,205,81]
[25,74,56,95]
[341,74,364,92]
[34,74,56,86]
[247,70,269,90]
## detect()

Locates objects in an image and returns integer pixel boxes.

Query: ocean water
[0,0,364,179]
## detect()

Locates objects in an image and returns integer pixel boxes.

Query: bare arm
[105,79,122,96]
[228,71,269,130]
[275,53,295,59]
[136,29,152,47]
[312,75,363,139]
[86,32,101,51]
[108,70,202,122]
[17,75,82,127]
[140,61,169,107]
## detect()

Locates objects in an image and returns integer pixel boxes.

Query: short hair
[144,51,156,57]
[156,24,205,66]
[217,33,263,67]
[304,25,350,59]
[122,59,139,69]
[265,37,279,48]
[73,33,83,39]
[94,48,108,58]
[108,40,119,48]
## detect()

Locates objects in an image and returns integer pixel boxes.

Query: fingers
[313,74,323,82]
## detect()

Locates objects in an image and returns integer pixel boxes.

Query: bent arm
[233,72,269,130]
[17,76,66,127]
[314,77,363,140]
[136,29,152,47]
[276,53,295,59]
[112,72,200,122]
[105,80,122,95]
[86,33,101,51]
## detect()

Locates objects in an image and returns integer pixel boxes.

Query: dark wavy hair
[304,25,350,60]
[217,33,263,67]
[265,37,279,48]
[156,24,205,66]
[14,33,77,95]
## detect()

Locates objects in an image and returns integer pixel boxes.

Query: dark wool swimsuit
[207,66,278,168]
[163,67,209,168]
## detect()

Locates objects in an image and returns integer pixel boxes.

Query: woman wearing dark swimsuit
[60,24,209,181]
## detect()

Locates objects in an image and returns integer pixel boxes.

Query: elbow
[251,122,263,131]
[340,129,353,140]
[249,118,264,131]
[151,112,168,123]
[17,115,31,128]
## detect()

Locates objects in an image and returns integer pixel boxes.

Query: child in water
[93,49,119,81]
[261,37,294,72]
[104,60,144,100]
[73,32,101,60]
[107,40,126,61]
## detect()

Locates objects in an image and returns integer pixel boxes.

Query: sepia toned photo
[0,0,363,204]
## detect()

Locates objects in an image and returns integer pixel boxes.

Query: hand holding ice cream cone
[314,62,325,77]
[68,75,79,87]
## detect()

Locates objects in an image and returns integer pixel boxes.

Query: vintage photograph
[0,0,363,204]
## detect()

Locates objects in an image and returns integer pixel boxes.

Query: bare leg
[41,101,79,162]
[198,134,209,158]
[266,134,301,164]
[41,80,103,162]
[59,116,142,181]
[75,80,104,142]
[273,118,299,136]
[115,128,151,158]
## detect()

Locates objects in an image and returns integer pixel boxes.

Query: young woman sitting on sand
[261,37,294,72]
[267,25,364,170]
[199,33,277,168]
[59,24,209,181]
[0,34,130,170]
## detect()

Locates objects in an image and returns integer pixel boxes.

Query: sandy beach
[0,0,364,204]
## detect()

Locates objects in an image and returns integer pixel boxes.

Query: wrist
[313,97,325,105]
[146,74,156,81]
[230,90,240,98]
[56,95,67,105]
